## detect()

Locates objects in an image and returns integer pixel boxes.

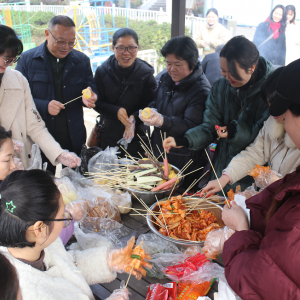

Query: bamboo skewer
[120,145,139,164]
[204,149,230,208]
[145,130,154,158]
[182,170,209,196]
[129,208,165,228]
[155,195,169,236]
[64,95,82,106]
[125,265,134,288]
[137,134,156,161]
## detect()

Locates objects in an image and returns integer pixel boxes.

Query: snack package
[145,284,169,300]
[177,279,216,300]
[111,191,132,214]
[88,146,119,173]
[247,164,282,189]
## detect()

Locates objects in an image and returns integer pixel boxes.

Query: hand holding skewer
[222,201,249,231]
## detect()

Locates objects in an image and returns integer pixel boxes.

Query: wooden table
[89,199,224,300]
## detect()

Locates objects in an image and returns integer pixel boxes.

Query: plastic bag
[202,226,235,259]
[75,144,102,175]
[13,158,24,170]
[247,164,282,189]
[106,281,130,300]
[12,139,24,153]
[88,146,120,173]
[66,200,88,222]
[117,119,135,150]
[139,108,164,127]
[237,184,258,199]
[26,144,47,170]
[55,177,78,205]
[111,191,132,214]
[80,217,135,248]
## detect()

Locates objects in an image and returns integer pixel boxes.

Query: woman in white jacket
[203,67,300,195]
[0,170,149,300]
[0,25,80,169]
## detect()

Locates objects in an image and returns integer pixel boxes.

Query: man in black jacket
[16,15,97,173]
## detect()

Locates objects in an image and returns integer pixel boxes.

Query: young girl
[0,170,146,300]
[0,253,23,300]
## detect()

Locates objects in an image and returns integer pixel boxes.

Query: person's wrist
[235,220,249,231]
[222,174,231,185]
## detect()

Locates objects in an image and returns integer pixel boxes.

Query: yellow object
[168,170,176,179]
[141,107,151,119]
[62,194,72,205]
[66,191,77,201]
[82,88,92,99]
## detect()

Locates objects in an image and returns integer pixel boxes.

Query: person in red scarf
[253,5,287,66]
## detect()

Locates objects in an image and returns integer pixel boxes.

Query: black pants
[42,141,76,175]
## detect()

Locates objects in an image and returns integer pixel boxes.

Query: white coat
[1,238,116,300]
[0,68,63,168]
[224,116,300,184]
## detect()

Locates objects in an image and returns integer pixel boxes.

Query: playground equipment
[0,2,35,52]
[64,0,128,71]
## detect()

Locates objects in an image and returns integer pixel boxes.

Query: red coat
[223,171,300,299]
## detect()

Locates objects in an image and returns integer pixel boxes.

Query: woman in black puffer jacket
[140,36,211,190]
[94,28,157,157]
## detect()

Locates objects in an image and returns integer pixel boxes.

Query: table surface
[89,198,224,300]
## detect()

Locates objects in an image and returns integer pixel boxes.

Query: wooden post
[171,0,186,38]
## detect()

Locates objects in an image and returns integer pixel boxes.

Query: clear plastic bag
[13,158,24,170]
[55,177,78,205]
[111,191,132,214]
[80,217,135,248]
[237,184,258,199]
[12,139,24,153]
[26,144,47,170]
[247,164,283,189]
[88,146,120,173]
[66,200,88,222]
[202,226,235,259]
[117,119,135,150]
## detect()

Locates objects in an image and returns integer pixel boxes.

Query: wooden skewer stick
[182,170,209,196]
[177,166,204,179]
[137,134,157,160]
[137,152,144,159]
[155,195,169,236]
[125,265,134,288]
[145,130,154,157]
[156,144,164,159]
[182,179,197,196]
[64,95,82,106]
[168,179,178,199]
[129,208,165,228]
[120,145,139,164]
[204,149,230,208]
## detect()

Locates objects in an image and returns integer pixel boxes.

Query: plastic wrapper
[111,191,132,214]
[202,226,235,259]
[26,144,48,170]
[80,217,135,248]
[139,108,164,127]
[13,158,24,170]
[75,144,102,175]
[247,164,283,189]
[12,139,24,153]
[66,200,88,222]
[145,283,169,300]
[58,150,81,168]
[117,119,135,150]
[55,176,79,205]
[106,281,130,300]
[88,146,119,174]
[237,184,258,199]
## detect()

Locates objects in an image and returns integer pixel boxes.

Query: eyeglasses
[0,55,21,66]
[113,46,138,54]
[41,211,73,228]
[48,29,77,48]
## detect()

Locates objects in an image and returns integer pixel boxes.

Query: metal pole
[171,0,186,38]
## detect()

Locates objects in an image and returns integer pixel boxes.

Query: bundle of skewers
[86,132,203,193]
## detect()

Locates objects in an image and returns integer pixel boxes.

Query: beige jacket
[196,22,230,58]
[224,116,300,184]
[0,68,64,169]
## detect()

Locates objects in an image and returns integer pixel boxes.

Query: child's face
[0,139,16,181]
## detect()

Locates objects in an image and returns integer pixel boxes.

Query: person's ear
[32,221,48,239]
[45,29,50,39]
[250,64,256,74]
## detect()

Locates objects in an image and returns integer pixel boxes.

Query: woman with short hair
[140,36,211,190]
[253,4,287,66]
[163,36,274,193]
[196,8,230,59]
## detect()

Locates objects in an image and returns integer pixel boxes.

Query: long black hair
[268,5,287,30]
[0,253,19,300]
[0,170,60,248]
[0,25,23,57]
[161,36,199,70]
[286,5,296,24]
[220,36,260,81]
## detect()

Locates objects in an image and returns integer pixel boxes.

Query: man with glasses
[16,15,98,173]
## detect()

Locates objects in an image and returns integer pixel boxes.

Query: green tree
[151,29,169,70]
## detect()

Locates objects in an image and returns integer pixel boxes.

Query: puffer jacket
[94,55,157,156]
[224,116,300,184]
[150,62,211,175]
[185,56,274,193]
[223,170,300,299]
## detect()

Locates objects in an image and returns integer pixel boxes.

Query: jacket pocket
[30,73,51,100]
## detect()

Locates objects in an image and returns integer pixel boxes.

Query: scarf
[268,21,281,39]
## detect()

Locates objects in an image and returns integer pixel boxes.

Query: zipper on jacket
[57,58,59,73]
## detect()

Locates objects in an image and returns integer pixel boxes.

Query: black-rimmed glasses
[48,29,77,48]
[0,56,21,66]
[113,46,138,54]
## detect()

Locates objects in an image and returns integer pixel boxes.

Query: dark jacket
[15,42,97,155]
[201,52,222,86]
[150,62,211,174]
[185,57,274,193]
[223,170,300,299]
[253,22,286,66]
[94,55,157,155]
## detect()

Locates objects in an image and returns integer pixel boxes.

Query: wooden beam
[171,0,186,38]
